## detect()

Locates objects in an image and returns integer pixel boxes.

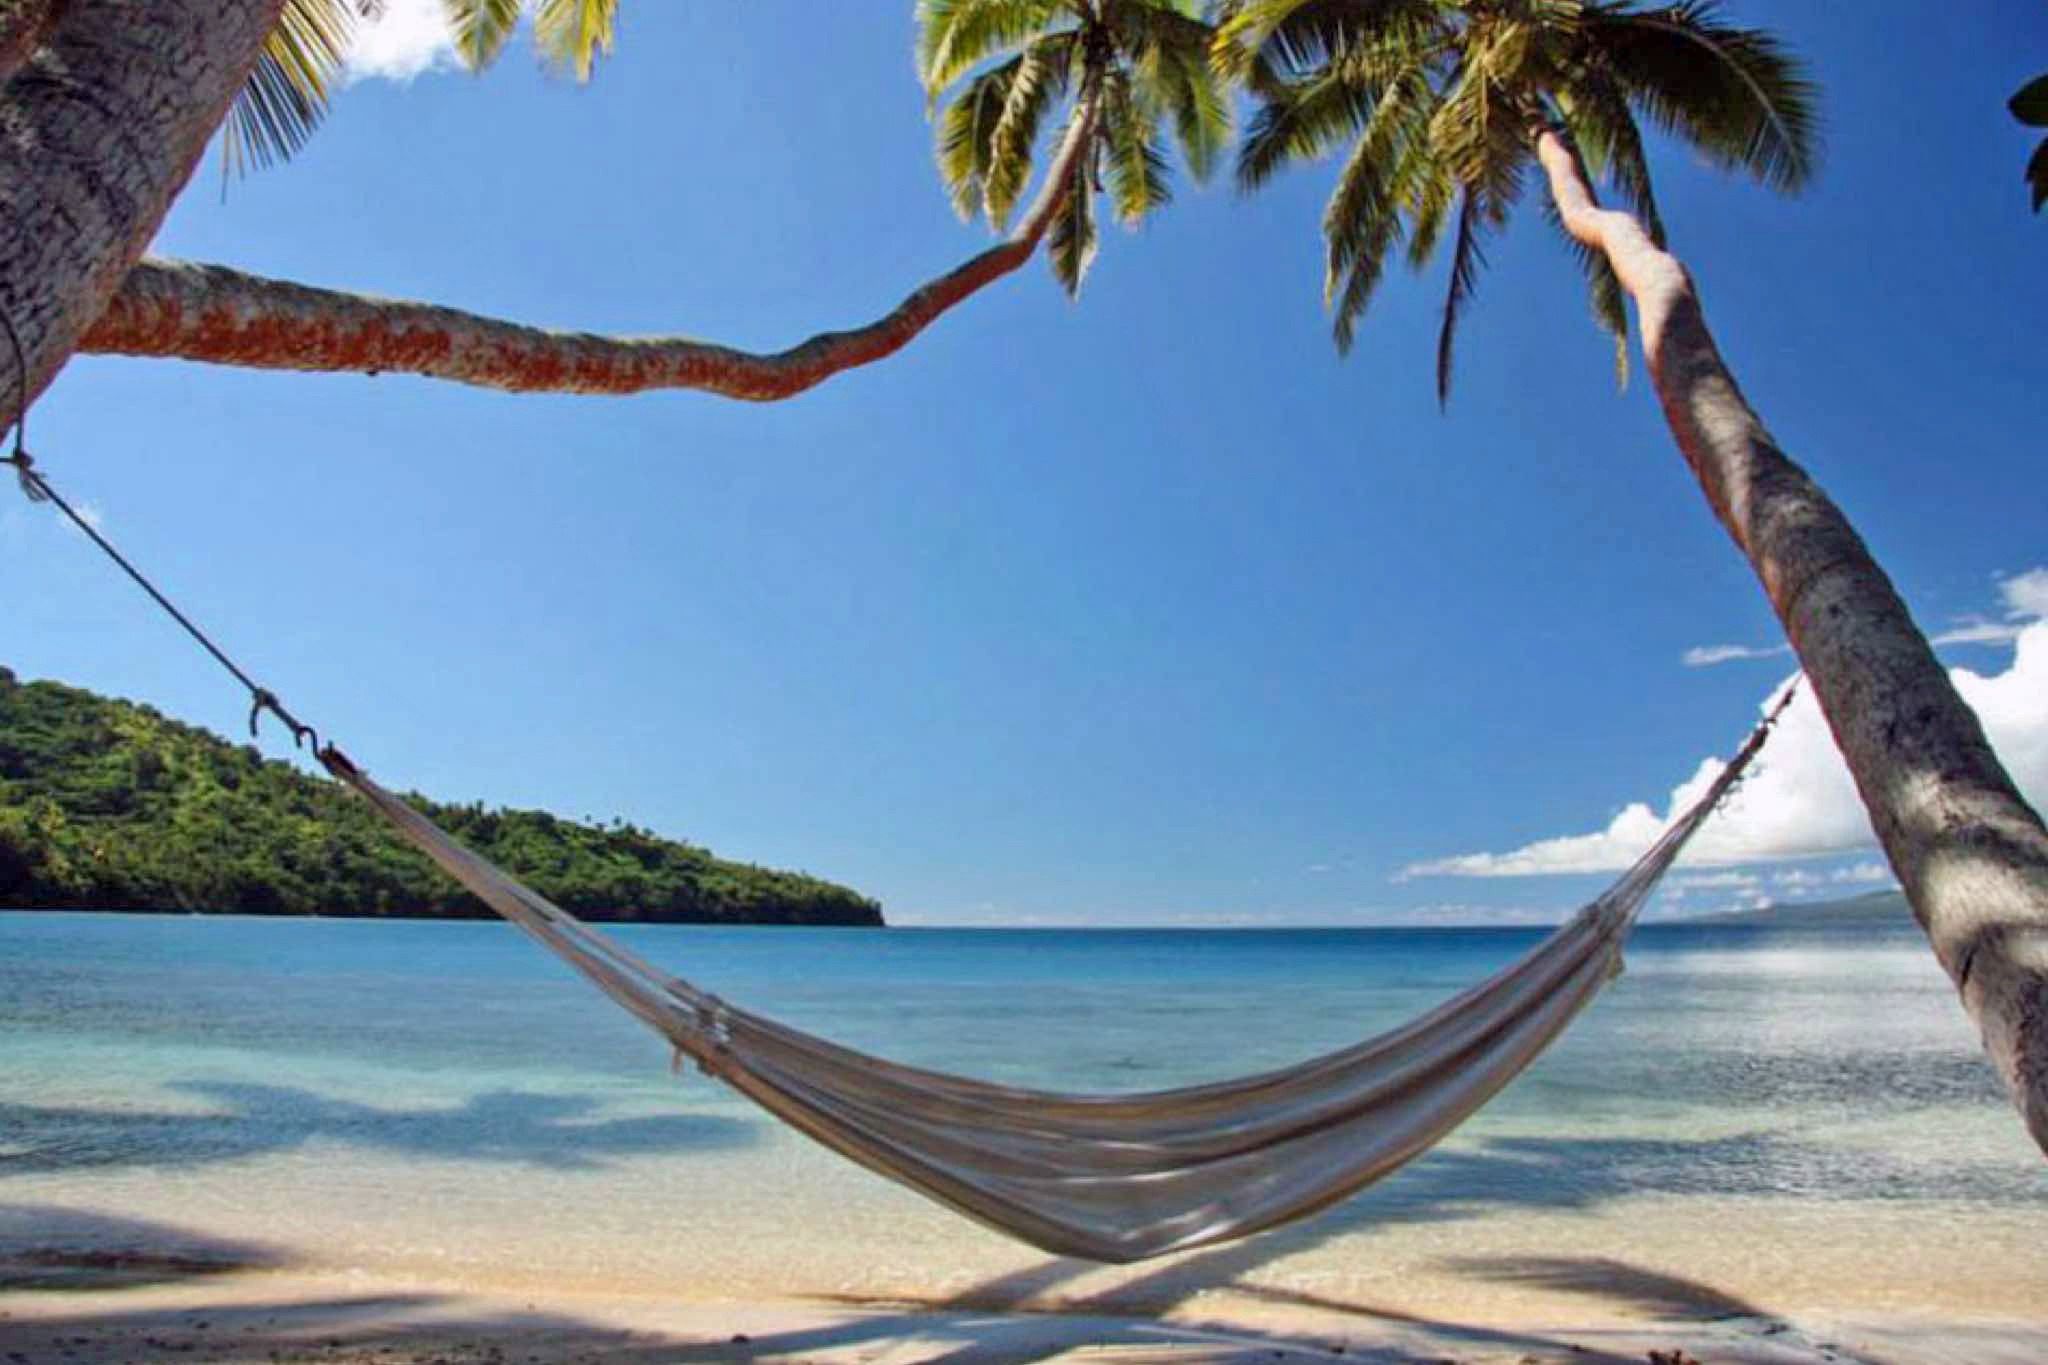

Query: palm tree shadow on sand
[0,1205,285,1292]
[0,1205,1627,1365]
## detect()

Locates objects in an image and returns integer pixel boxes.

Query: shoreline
[7,915,2043,1361]
[0,905,888,927]
[4,1263,2045,1364]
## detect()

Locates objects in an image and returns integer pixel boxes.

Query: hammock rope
[4,415,1795,1263]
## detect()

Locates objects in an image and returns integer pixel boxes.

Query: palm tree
[9,0,1135,409]
[1215,0,2048,1155]
[1216,0,1815,399]
[918,0,1231,296]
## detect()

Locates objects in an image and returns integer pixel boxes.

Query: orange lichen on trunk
[79,104,1094,401]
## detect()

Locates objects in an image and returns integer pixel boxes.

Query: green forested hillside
[0,668,882,925]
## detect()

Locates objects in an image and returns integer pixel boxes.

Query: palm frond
[1402,156,1455,267]
[1167,40,1233,182]
[1103,69,1173,225]
[2014,72,2048,127]
[1434,189,1485,404]
[223,0,361,178]
[2010,73,2048,212]
[1102,0,1231,180]
[1470,83,1530,219]
[532,0,616,81]
[917,0,1065,96]
[445,0,523,72]
[983,33,1075,229]
[936,57,1023,220]
[1213,0,1436,84]
[1585,0,1819,193]
[1320,88,1414,350]
[1046,112,1101,294]
[1234,67,1378,192]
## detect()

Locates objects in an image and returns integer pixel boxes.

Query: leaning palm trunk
[1532,128,2048,1152]
[0,0,288,410]
[76,99,1103,401]
[8,0,1098,409]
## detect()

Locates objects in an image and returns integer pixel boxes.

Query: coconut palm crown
[1212,0,1818,399]
[919,0,1233,295]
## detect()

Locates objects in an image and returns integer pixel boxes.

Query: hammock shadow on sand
[820,1126,2039,1325]
[0,1081,756,1176]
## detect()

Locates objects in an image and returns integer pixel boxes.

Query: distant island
[1694,888,1911,928]
[0,668,883,926]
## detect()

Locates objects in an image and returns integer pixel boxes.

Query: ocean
[2,911,2043,1321]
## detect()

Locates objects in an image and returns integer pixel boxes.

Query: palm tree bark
[0,0,60,85]
[1532,127,2048,1153]
[76,99,1103,401]
[0,0,287,416]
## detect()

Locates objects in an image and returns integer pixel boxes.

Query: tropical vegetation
[0,668,883,925]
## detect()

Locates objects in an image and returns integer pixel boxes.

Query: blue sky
[7,1,2046,925]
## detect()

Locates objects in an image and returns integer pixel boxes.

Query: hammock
[313,706,1779,1264]
[1,376,1790,1263]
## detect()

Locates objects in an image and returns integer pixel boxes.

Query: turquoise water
[2,911,2044,1312]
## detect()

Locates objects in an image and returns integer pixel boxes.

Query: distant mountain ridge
[0,667,883,926]
[1695,888,1910,927]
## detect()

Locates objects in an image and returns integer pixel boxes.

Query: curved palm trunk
[76,101,1102,402]
[1533,129,2048,1153]
[0,0,286,415]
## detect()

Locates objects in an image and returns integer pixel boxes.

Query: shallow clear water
[2,912,2043,1316]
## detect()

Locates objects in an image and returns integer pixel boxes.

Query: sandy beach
[5,1176,2047,1365]
[5,1262,2048,1364]
[6,918,2045,1363]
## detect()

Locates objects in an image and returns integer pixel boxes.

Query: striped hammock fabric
[316,710,1775,1264]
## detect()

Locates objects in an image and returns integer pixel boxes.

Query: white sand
[4,1267,2046,1364]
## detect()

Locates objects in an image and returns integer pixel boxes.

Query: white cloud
[345,0,463,83]
[1406,571,2048,880]
[1665,871,1763,894]
[1683,642,1792,668]
[1931,620,2023,647]
[1921,570,2048,650]
[1683,573,2048,663]
[2002,568,2048,620]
